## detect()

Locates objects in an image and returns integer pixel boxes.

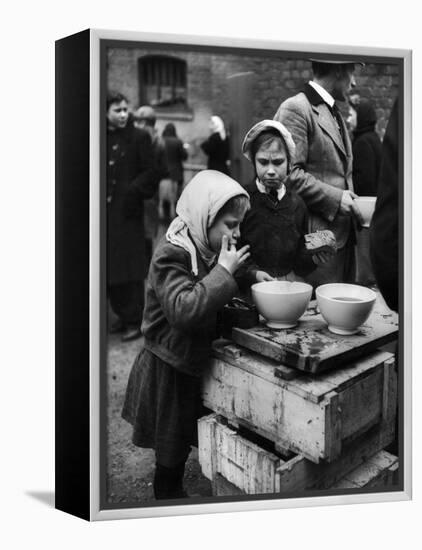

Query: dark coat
[163,135,187,183]
[107,123,160,285]
[122,238,238,466]
[352,103,382,196]
[237,181,315,287]
[370,100,399,312]
[142,238,238,376]
[201,132,230,174]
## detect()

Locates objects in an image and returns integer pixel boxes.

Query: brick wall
[107,47,399,169]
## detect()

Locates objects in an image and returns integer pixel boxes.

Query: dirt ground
[106,330,213,505]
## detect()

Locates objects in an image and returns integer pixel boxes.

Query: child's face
[254,138,288,192]
[208,212,244,253]
[107,100,129,129]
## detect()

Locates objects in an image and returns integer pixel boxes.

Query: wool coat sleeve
[370,101,399,312]
[274,102,343,222]
[151,245,238,331]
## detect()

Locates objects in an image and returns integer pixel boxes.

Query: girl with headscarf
[122,170,250,500]
[238,120,332,287]
[200,115,231,175]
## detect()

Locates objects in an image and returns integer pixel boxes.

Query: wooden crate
[198,414,399,496]
[202,343,396,463]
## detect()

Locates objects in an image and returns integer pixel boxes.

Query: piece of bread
[304,230,337,254]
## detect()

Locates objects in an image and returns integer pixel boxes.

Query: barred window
[138,55,187,109]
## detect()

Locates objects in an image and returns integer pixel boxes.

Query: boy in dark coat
[107,92,161,342]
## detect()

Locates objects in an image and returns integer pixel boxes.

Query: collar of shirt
[308,81,335,108]
[256,178,286,201]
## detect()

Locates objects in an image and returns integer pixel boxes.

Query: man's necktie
[332,103,346,145]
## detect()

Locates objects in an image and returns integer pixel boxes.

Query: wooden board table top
[231,297,398,374]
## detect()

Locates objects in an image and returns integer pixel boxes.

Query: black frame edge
[55,28,91,521]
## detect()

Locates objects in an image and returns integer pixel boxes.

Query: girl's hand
[218,236,250,275]
[312,250,335,265]
[256,271,275,282]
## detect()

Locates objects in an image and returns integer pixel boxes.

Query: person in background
[352,99,382,197]
[122,170,250,500]
[107,92,160,342]
[201,115,230,175]
[352,99,382,286]
[161,122,188,219]
[134,105,169,264]
[370,100,399,458]
[237,120,332,288]
[162,123,188,194]
[370,99,399,312]
[274,59,364,287]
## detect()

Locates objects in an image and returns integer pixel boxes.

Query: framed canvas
[55,28,412,521]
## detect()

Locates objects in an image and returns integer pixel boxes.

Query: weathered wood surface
[198,414,282,494]
[232,298,398,373]
[202,347,396,463]
[199,413,398,496]
[331,450,398,489]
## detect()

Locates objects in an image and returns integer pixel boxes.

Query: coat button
[109,159,115,166]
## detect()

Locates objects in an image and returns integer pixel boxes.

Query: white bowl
[316,283,377,335]
[251,281,313,329]
[354,196,376,227]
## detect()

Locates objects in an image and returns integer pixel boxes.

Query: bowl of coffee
[316,283,377,335]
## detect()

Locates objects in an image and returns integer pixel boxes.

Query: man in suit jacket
[274,59,364,286]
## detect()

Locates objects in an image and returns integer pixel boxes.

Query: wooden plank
[197,413,217,480]
[199,414,284,494]
[337,366,384,441]
[232,297,398,373]
[212,473,245,496]
[212,339,297,382]
[323,391,342,462]
[331,450,398,489]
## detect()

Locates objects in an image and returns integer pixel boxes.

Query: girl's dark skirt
[122,348,203,468]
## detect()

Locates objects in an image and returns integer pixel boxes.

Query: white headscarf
[210,116,227,140]
[166,170,249,275]
[241,119,296,172]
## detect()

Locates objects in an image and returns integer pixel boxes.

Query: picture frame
[55,28,412,521]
